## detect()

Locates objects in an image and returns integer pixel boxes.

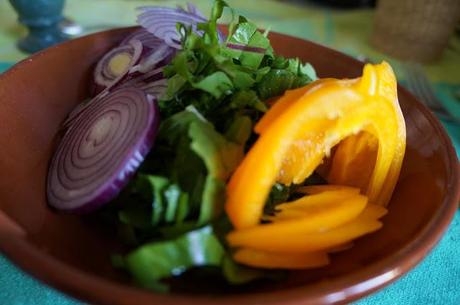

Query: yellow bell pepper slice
[276,188,359,211]
[328,131,378,193]
[255,80,328,134]
[233,248,330,269]
[229,216,382,253]
[264,210,310,222]
[227,194,367,245]
[226,62,405,229]
[268,189,362,221]
[269,198,387,223]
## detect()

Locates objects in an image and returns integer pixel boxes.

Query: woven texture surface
[372,0,460,61]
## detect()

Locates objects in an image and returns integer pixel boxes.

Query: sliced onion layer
[94,39,143,89]
[137,6,207,49]
[118,67,167,98]
[48,88,160,213]
[130,44,175,74]
[62,88,112,128]
[120,28,165,50]
[140,79,169,97]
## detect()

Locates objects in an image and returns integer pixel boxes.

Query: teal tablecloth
[0,1,459,304]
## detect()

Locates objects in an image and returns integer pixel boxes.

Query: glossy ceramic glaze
[0,27,459,305]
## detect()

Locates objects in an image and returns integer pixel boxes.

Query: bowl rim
[0,27,459,305]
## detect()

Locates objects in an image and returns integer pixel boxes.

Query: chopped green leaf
[239,31,271,69]
[257,69,296,99]
[188,117,244,223]
[210,0,229,22]
[193,71,233,98]
[156,110,244,225]
[286,58,301,73]
[164,184,182,223]
[163,74,187,101]
[123,226,225,292]
[255,66,271,82]
[300,62,318,80]
[229,90,267,112]
[229,22,258,47]
[225,115,252,146]
[223,21,272,69]
[141,175,169,226]
[189,118,243,181]
[198,176,226,225]
[234,70,256,90]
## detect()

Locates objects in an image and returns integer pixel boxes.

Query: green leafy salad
[110,0,316,291]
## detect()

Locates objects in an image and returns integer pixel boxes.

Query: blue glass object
[9,0,67,53]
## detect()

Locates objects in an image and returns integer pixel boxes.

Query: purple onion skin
[93,39,144,94]
[70,65,166,129]
[136,7,226,49]
[63,133,153,215]
[94,45,132,87]
[90,32,175,98]
[136,6,208,49]
[119,66,165,90]
[120,29,166,50]
[62,100,90,128]
[48,89,160,213]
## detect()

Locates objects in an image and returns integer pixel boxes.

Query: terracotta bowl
[0,27,459,305]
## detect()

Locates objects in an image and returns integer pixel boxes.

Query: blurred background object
[59,17,83,37]
[372,0,460,62]
[8,0,67,53]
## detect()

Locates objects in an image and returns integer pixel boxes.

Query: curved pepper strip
[327,131,378,193]
[229,192,387,266]
[226,62,405,229]
[227,193,367,245]
[229,213,382,253]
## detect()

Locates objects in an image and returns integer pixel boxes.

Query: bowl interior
[0,28,457,304]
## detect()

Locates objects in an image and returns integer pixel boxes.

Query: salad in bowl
[46,0,406,292]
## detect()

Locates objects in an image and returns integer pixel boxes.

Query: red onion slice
[62,99,90,128]
[47,88,159,213]
[130,44,175,74]
[119,29,165,50]
[94,39,143,88]
[137,6,207,49]
[120,67,164,88]
[62,88,111,128]
[140,79,169,97]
